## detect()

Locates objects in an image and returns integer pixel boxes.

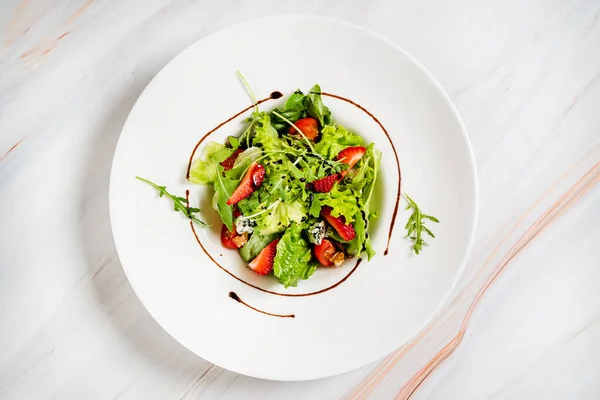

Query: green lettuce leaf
[256,200,306,234]
[313,185,361,223]
[346,143,381,260]
[314,124,363,159]
[225,146,262,180]
[239,232,280,262]
[364,232,376,260]
[347,209,368,257]
[273,224,316,287]
[306,84,331,127]
[252,113,281,151]
[362,143,382,207]
[189,142,230,184]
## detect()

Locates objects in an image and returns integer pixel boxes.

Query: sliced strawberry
[314,239,336,267]
[248,239,280,275]
[321,206,356,241]
[226,162,265,205]
[336,146,367,179]
[220,148,243,171]
[288,117,319,140]
[310,174,338,193]
[221,223,241,249]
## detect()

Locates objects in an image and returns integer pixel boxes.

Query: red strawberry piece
[248,239,280,275]
[288,117,319,140]
[314,239,336,267]
[220,148,243,171]
[221,223,241,249]
[310,174,338,193]
[321,206,356,241]
[233,207,242,218]
[226,162,265,205]
[336,146,366,179]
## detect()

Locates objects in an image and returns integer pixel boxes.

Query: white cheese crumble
[308,221,326,245]
[235,217,255,234]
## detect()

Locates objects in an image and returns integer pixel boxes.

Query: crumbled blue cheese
[235,217,255,234]
[308,221,326,245]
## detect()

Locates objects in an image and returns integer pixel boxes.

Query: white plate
[109,15,477,381]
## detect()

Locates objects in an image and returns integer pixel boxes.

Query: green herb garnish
[404,193,439,255]
[136,176,208,226]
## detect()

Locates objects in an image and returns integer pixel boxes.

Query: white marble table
[1,1,599,399]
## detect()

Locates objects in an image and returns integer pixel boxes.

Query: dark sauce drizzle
[228,291,295,318]
[185,89,400,297]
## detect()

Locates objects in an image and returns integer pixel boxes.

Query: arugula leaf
[136,176,207,226]
[286,159,304,180]
[314,124,363,159]
[308,193,322,218]
[273,224,316,287]
[239,232,280,262]
[212,165,239,231]
[307,84,331,127]
[189,142,231,185]
[404,194,439,255]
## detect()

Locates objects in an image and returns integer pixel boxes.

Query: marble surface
[1,0,599,399]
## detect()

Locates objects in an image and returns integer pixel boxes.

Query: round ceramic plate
[109,15,477,381]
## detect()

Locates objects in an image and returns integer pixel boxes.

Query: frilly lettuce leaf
[273,224,317,287]
[189,142,228,185]
[256,200,306,234]
[252,113,281,151]
[314,124,363,159]
[225,146,261,180]
[346,143,381,260]
[362,143,382,209]
[312,185,361,223]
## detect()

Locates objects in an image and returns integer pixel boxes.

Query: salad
[137,77,440,286]
[187,83,381,287]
